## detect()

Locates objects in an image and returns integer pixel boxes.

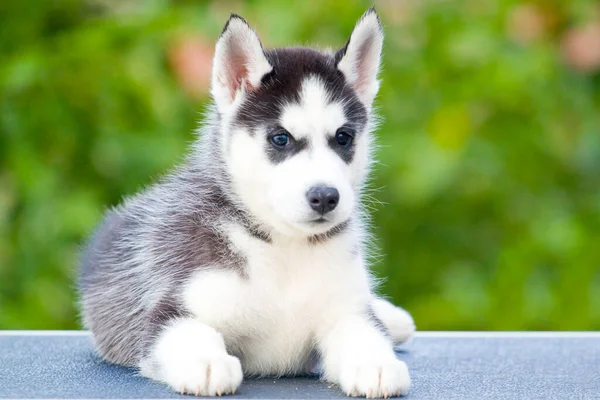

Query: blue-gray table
[1,331,599,399]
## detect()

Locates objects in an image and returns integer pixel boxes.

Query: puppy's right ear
[211,14,273,113]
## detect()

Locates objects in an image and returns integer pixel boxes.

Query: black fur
[265,127,309,164]
[327,127,356,164]
[308,219,350,245]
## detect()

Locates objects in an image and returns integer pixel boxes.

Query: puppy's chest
[182,238,361,360]
[186,244,343,317]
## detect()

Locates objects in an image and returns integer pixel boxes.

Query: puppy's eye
[335,129,353,146]
[270,131,290,147]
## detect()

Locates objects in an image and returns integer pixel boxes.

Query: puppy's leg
[370,298,416,344]
[319,315,410,398]
[139,318,242,396]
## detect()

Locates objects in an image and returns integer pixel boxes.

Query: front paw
[159,352,243,396]
[339,358,410,398]
[140,319,243,396]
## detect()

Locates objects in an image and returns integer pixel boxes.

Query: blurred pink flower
[561,23,600,73]
[507,3,550,45]
[168,36,214,98]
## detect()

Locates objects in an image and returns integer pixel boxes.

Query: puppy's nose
[306,185,340,215]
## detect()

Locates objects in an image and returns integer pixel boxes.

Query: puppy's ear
[336,7,383,107]
[211,14,272,112]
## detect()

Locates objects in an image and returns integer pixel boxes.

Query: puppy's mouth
[287,215,344,236]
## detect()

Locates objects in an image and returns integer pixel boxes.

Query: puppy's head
[211,8,383,237]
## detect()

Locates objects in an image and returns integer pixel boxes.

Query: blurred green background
[1,0,599,330]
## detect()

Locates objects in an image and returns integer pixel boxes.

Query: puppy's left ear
[336,7,383,107]
[211,14,273,112]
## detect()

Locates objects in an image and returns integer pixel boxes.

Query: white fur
[139,319,243,396]
[319,315,410,397]
[182,224,366,375]
[371,298,416,344]
[227,77,360,237]
[280,76,348,140]
[158,222,410,396]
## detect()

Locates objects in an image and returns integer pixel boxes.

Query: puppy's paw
[339,358,410,398]
[139,319,243,396]
[371,298,416,344]
[161,352,243,396]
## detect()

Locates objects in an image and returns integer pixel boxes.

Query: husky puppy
[79,7,415,398]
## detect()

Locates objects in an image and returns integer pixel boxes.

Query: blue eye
[271,132,290,147]
[335,130,353,146]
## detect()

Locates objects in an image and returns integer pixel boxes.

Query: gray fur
[79,120,256,365]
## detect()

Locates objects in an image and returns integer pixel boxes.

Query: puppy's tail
[370,298,416,344]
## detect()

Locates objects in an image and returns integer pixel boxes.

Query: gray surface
[1,332,599,399]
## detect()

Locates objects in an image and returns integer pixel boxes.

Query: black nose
[306,186,340,215]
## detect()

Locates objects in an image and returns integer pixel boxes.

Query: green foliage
[1,0,599,330]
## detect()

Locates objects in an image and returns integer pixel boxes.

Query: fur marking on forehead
[280,76,346,139]
[234,48,367,130]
